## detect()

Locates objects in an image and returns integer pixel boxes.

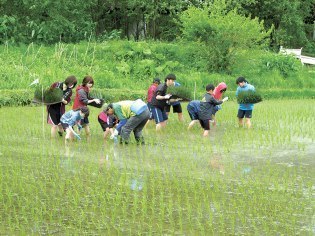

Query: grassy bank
[0,41,314,95]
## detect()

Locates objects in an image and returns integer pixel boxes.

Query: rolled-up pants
[121,108,150,143]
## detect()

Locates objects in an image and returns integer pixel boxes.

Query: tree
[179,0,272,72]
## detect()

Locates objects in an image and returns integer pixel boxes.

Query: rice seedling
[0,100,314,234]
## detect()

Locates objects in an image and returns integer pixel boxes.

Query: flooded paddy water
[0,100,314,234]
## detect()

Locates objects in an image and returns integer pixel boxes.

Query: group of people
[46,74,256,144]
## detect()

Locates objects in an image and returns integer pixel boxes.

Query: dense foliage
[0,40,314,107]
[0,0,314,53]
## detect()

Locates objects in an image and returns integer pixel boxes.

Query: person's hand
[164,94,171,99]
[94,99,101,104]
[74,133,81,140]
[62,98,68,104]
[222,97,228,102]
[110,129,119,139]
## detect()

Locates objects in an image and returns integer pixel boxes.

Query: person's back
[199,93,221,120]
[60,110,81,126]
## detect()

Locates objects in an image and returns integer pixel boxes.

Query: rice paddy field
[0,100,314,235]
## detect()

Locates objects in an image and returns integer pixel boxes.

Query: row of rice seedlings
[0,100,314,234]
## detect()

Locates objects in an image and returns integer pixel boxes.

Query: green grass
[0,100,314,234]
[0,41,315,93]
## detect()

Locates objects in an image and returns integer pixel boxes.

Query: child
[98,104,118,143]
[145,78,161,127]
[73,75,101,137]
[47,75,77,138]
[60,106,90,143]
[235,77,255,128]
[105,100,150,144]
[165,81,183,122]
[198,84,228,137]
[187,100,201,130]
[212,82,228,126]
[150,74,181,131]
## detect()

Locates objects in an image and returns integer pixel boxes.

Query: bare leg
[177,112,184,122]
[238,118,244,127]
[188,120,198,130]
[245,118,251,129]
[156,121,167,131]
[203,130,209,137]
[65,129,74,145]
[84,125,91,141]
[51,125,58,138]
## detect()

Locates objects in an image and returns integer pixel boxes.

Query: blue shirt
[236,83,255,110]
[60,110,82,127]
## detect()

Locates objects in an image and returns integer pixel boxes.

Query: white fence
[279,46,315,65]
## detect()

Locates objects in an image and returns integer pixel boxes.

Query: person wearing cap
[105,100,150,144]
[146,78,161,124]
[198,84,228,137]
[235,77,255,128]
[47,75,77,138]
[150,73,181,131]
[60,106,90,144]
[98,103,118,143]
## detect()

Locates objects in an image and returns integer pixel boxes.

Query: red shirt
[72,85,90,109]
[147,84,158,102]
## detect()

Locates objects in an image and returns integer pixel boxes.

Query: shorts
[98,117,110,131]
[60,122,70,130]
[188,110,199,120]
[165,103,182,113]
[237,109,253,119]
[151,107,168,124]
[199,119,210,131]
[80,117,89,127]
[187,105,199,120]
